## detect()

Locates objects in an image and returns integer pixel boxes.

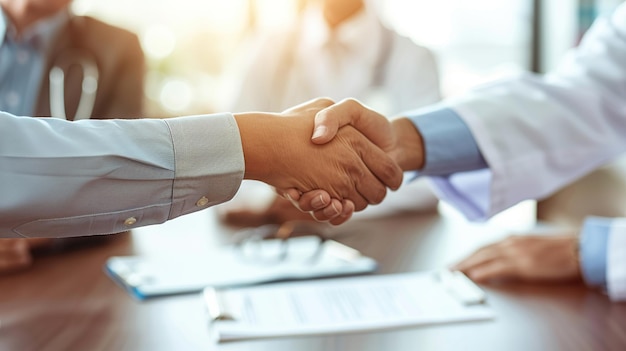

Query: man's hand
[452,234,582,283]
[234,98,403,213]
[312,98,426,171]
[290,99,427,222]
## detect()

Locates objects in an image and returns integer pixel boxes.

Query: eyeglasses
[233,221,334,264]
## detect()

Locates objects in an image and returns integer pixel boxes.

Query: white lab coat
[430,5,626,300]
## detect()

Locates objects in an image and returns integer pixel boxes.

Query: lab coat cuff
[606,218,626,301]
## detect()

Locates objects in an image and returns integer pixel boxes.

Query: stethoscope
[48,47,99,120]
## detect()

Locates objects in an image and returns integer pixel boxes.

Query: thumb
[311,99,394,151]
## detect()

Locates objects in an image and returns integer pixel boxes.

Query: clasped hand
[271,98,424,224]
[233,98,411,224]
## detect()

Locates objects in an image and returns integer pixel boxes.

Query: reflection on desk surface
[0,207,623,351]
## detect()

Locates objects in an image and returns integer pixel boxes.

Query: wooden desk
[1,208,625,351]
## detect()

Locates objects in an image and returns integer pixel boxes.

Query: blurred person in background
[0,0,144,273]
[223,0,441,227]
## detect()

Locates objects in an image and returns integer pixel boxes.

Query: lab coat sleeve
[430,5,626,220]
[0,112,244,238]
[606,219,626,301]
[404,107,491,220]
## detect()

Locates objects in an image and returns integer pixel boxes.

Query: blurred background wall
[71,0,624,117]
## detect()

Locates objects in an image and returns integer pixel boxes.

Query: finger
[312,99,394,151]
[349,137,401,204]
[296,190,332,212]
[281,189,304,212]
[280,188,301,201]
[466,260,517,283]
[311,199,342,222]
[347,190,370,212]
[359,138,403,191]
[453,244,503,272]
[329,200,354,225]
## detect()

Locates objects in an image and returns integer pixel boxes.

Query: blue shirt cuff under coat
[406,107,488,176]
[580,217,611,288]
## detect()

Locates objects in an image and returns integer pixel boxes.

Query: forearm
[233,112,296,185]
[0,112,244,238]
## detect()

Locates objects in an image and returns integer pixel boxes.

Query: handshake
[233,98,425,225]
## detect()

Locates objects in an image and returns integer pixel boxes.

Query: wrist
[390,117,425,171]
[233,112,279,183]
[234,112,317,190]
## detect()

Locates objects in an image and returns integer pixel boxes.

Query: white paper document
[106,237,377,300]
[204,270,494,342]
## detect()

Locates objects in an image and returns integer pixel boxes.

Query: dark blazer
[35,15,144,120]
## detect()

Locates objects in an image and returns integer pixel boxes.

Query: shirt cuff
[164,113,244,219]
[580,217,611,288]
[407,107,488,176]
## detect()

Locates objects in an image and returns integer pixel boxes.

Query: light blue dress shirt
[0,8,67,115]
[579,217,610,287]
[408,107,607,289]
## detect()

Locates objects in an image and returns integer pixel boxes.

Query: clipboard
[105,236,377,300]
[203,270,493,342]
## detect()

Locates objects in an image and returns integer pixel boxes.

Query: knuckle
[315,97,334,105]
[380,158,402,188]
[310,97,335,110]
[354,200,367,211]
[342,97,360,107]
[371,186,386,204]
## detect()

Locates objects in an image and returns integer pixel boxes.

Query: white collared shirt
[231,5,440,116]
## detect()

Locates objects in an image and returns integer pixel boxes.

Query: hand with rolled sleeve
[0,98,402,238]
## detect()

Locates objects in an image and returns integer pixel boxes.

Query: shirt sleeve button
[196,196,209,207]
[124,217,137,226]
